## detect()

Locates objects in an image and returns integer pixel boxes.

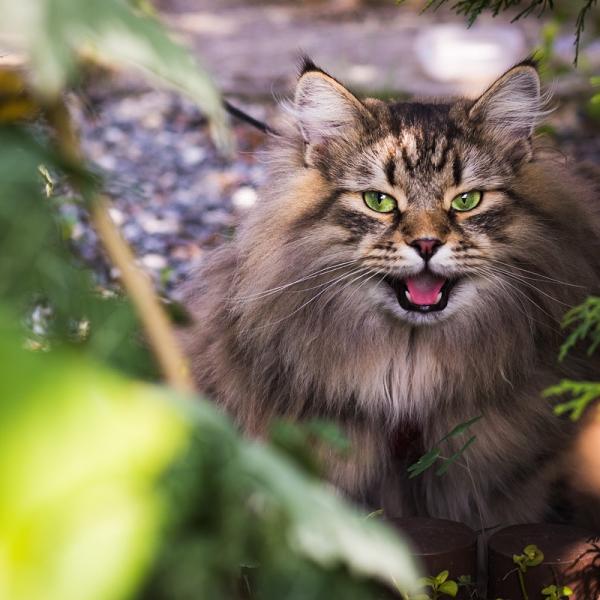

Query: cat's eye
[451,190,482,212]
[363,191,397,213]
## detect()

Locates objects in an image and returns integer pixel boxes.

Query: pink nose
[410,238,442,259]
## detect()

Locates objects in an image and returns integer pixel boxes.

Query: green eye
[363,191,397,213]
[451,190,482,212]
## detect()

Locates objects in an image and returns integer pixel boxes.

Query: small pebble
[232,186,258,209]
[141,253,168,270]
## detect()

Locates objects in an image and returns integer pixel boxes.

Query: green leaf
[0,321,188,600]
[523,544,544,566]
[436,436,477,476]
[438,580,459,597]
[435,570,449,584]
[408,448,441,478]
[439,415,482,442]
[562,586,574,596]
[0,0,230,150]
[417,576,436,587]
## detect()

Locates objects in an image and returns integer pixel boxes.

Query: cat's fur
[179,59,600,531]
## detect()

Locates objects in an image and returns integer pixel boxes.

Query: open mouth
[384,271,457,313]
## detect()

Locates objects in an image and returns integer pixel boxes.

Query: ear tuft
[298,55,323,77]
[469,63,550,140]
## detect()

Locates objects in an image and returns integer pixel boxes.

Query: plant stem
[517,570,529,600]
[45,100,194,394]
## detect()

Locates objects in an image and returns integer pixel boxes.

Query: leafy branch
[404,0,598,63]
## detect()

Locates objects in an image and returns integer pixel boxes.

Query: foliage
[0,317,188,600]
[513,544,544,572]
[541,584,574,599]
[408,416,481,478]
[0,1,421,600]
[404,0,598,62]
[544,295,600,421]
[0,312,420,600]
[512,544,544,600]
[0,0,229,149]
[558,296,600,361]
[544,380,600,421]
[146,404,418,600]
[409,570,459,600]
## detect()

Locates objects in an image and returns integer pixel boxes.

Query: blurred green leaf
[435,570,449,584]
[438,580,458,597]
[0,320,188,600]
[0,0,230,150]
[0,124,155,378]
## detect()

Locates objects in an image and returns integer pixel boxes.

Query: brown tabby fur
[179,59,600,532]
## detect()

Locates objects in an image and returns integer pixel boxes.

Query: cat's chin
[378,276,476,325]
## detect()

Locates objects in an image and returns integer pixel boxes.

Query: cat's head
[270,58,551,325]
[242,59,567,329]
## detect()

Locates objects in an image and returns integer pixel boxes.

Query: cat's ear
[468,61,547,141]
[293,58,371,144]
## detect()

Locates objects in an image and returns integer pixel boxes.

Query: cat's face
[282,59,546,325]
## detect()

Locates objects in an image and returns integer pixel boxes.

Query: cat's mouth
[383,271,457,313]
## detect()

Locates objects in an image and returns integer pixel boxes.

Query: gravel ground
[70,89,270,293]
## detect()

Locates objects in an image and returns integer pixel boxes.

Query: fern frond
[544,379,600,420]
[559,296,600,361]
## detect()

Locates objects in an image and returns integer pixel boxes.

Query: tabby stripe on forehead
[385,155,396,187]
[401,146,415,174]
[432,139,451,172]
[452,155,462,186]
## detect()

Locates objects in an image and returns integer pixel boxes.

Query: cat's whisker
[232,258,361,302]
[248,266,371,329]
[467,267,538,335]
[485,258,584,288]
[340,269,386,308]
[484,264,572,308]
[473,266,561,328]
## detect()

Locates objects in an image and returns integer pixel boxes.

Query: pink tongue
[405,272,446,306]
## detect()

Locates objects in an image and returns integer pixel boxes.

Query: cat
[178,58,600,532]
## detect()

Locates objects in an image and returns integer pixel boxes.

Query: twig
[45,100,194,394]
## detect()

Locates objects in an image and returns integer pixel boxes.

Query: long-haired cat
[179,59,600,531]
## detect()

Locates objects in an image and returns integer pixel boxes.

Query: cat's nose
[409,237,442,260]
